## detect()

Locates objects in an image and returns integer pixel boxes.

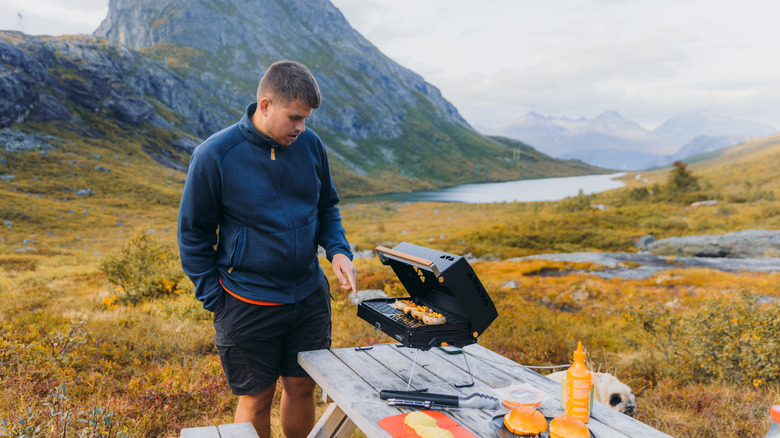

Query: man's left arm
[316,141,357,294]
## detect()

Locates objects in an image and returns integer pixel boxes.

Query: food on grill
[422,311,446,325]
[411,305,429,319]
[399,302,447,325]
[549,414,590,438]
[412,425,454,438]
[404,411,438,429]
[504,406,548,436]
[394,299,415,314]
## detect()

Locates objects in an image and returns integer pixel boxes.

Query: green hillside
[623,132,780,203]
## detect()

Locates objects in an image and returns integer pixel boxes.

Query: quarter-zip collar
[238,103,281,149]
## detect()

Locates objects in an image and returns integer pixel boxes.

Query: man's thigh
[281,279,332,377]
[213,293,292,395]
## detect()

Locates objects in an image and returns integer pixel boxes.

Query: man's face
[256,98,313,146]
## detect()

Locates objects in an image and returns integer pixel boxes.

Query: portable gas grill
[355,242,498,388]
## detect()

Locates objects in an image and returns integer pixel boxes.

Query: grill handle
[375,246,441,277]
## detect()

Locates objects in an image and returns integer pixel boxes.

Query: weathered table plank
[309,403,356,438]
[180,422,259,438]
[217,423,260,438]
[299,348,398,437]
[180,426,220,438]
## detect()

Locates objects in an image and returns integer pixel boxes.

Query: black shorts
[212,278,331,396]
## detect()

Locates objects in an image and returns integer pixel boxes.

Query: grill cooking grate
[362,300,465,328]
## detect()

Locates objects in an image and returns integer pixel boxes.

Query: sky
[2,0,779,131]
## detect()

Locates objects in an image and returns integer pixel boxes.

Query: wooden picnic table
[299,343,672,438]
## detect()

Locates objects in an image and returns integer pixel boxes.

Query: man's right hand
[331,253,357,295]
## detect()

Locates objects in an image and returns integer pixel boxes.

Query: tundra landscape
[1,0,779,436]
[1,126,779,436]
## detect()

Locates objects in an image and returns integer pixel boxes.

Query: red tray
[378,411,477,438]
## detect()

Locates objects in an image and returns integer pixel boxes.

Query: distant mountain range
[481,110,778,170]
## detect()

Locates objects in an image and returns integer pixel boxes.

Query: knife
[380,390,500,410]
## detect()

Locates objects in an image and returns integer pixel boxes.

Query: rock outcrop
[647,229,780,258]
[0,32,225,138]
[518,251,780,280]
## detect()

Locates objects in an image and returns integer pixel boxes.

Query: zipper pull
[271,148,276,160]
[228,267,234,273]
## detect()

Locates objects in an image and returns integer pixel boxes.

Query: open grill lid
[376,242,498,338]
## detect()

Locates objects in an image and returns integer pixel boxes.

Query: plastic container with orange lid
[764,405,780,438]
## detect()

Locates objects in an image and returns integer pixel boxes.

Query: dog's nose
[624,406,636,417]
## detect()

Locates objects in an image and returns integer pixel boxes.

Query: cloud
[331,0,780,129]
[0,0,107,35]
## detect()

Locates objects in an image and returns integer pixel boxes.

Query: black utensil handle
[379,390,459,406]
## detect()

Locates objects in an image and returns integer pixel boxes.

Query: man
[178,60,357,438]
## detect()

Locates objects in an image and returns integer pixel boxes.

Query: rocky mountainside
[488,110,778,171]
[94,0,467,140]
[1,0,605,198]
[0,32,219,139]
[665,134,751,164]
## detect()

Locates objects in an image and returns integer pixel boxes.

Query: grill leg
[353,323,374,351]
[403,347,475,391]
[453,349,475,388]
[405,348,421,391]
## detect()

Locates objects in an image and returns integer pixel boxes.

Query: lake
[353,172,627,203]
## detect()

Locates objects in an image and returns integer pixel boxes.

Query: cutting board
[378,411,478,438]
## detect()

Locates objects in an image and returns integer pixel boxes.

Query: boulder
[647,229,780,258]
[634,234,655,249]
[0,128,57,152]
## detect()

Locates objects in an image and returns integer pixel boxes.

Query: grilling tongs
[380,389,500,410]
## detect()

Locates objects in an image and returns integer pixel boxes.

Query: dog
[545,371,637,416]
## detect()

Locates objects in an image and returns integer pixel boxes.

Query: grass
[2,130,780,436]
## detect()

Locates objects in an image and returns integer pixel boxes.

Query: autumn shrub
[99,230,183,304]
[556,189,593,212]
[628,186,651,202]
[0,385,131,438]
[628,290,779,385]
[667,161,700,193]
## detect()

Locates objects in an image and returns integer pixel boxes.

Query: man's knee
[281,376,316,399]
[239,383,276,412]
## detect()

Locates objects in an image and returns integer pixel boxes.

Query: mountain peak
[594,110,624,120]
[94,0,469,140]
[584,110,649,137]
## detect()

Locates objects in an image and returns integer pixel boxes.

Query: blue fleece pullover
[178,103,352,311]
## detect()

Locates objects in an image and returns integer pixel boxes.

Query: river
[352,172,626,203]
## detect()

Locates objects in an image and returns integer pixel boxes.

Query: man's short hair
[258,61,321,109]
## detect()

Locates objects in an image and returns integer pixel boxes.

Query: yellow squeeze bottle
[562,341,592,423]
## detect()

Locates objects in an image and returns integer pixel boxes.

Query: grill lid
[376,242,498,337]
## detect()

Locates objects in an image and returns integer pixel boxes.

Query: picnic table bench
[299,344,673,438]
[180,422,259,438]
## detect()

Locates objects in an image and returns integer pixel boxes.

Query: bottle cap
[573,341,586,361]
[771,405,780,423]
